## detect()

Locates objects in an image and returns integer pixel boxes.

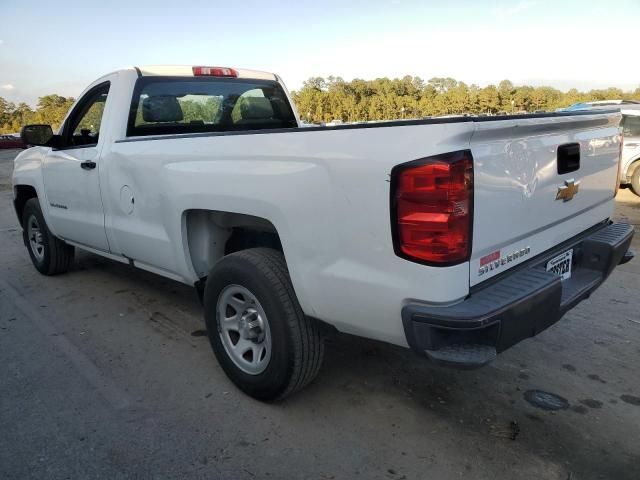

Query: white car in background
[562,100,640,195]
[620,108,640,195]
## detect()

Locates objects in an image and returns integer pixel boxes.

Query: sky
[1,0,639,106]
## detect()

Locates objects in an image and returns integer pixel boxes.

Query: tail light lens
[391,150,473,265]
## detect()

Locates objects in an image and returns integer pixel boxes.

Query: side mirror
[21,124,57,147]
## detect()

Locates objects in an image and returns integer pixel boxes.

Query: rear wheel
[21,198,75,275]
[203,248,324,401]
[630,164,640,196]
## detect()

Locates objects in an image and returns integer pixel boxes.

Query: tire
[21,198,75,275]
[203,248,324,401]
[630,164,640,197]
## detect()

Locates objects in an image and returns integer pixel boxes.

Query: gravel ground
[1,148,639,480]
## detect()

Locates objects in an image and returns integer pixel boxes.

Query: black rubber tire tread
[255,248,324,399]
[630,163,640,197]
[204,248,324,401]
[22,198,75,275]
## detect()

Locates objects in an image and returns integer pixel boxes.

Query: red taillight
[392,150,473,265]
[192,66,238,77]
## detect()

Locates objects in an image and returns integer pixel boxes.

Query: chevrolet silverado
[13,65,635,400]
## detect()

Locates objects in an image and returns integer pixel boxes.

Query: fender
[11,147,59,236]
[163,157,335,318]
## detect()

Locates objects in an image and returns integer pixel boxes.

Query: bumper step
[425,344,497,369]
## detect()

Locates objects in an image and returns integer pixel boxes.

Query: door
[42,82,111,251]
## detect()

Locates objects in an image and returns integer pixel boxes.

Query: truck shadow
[302,332,637,479]
[68,248,638,480]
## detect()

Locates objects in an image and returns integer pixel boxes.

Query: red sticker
[480,250,500,267]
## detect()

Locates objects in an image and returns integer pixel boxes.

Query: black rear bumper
[402,222,635,369]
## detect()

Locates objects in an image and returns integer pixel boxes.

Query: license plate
[546,249,573,280]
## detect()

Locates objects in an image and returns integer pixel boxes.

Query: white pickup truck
[13,65,635,400]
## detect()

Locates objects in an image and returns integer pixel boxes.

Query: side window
[65,83,110,147]
[622,115,640,138]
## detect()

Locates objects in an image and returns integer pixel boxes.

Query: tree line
[291,77,640,123]
[0,94,75,134]
[2,77,640,133]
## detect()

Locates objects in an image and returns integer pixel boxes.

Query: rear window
[127,77,297,137]
[622,115,640,138]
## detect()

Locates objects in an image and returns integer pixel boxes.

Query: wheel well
[185,210,283,279]
[13,185,37,222]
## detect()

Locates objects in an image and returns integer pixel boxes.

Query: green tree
[478,85,500,113]
[0,97,15,128]
[498,80,515,112]
[33,94,75,129]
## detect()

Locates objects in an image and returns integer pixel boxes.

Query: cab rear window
[127,77,297,137]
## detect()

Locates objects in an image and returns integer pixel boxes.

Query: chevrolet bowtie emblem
[556,179,580,202]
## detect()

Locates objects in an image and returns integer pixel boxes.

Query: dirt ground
[1,148,639,480]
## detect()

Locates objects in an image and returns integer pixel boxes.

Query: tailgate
[470,112,622,286]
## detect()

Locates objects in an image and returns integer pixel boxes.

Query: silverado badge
[556,179,580,202]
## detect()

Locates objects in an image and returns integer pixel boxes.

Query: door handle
[81,161,97,170]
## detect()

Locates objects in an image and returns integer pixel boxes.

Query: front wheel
[21,198,75,275]
[203,248,324,401]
